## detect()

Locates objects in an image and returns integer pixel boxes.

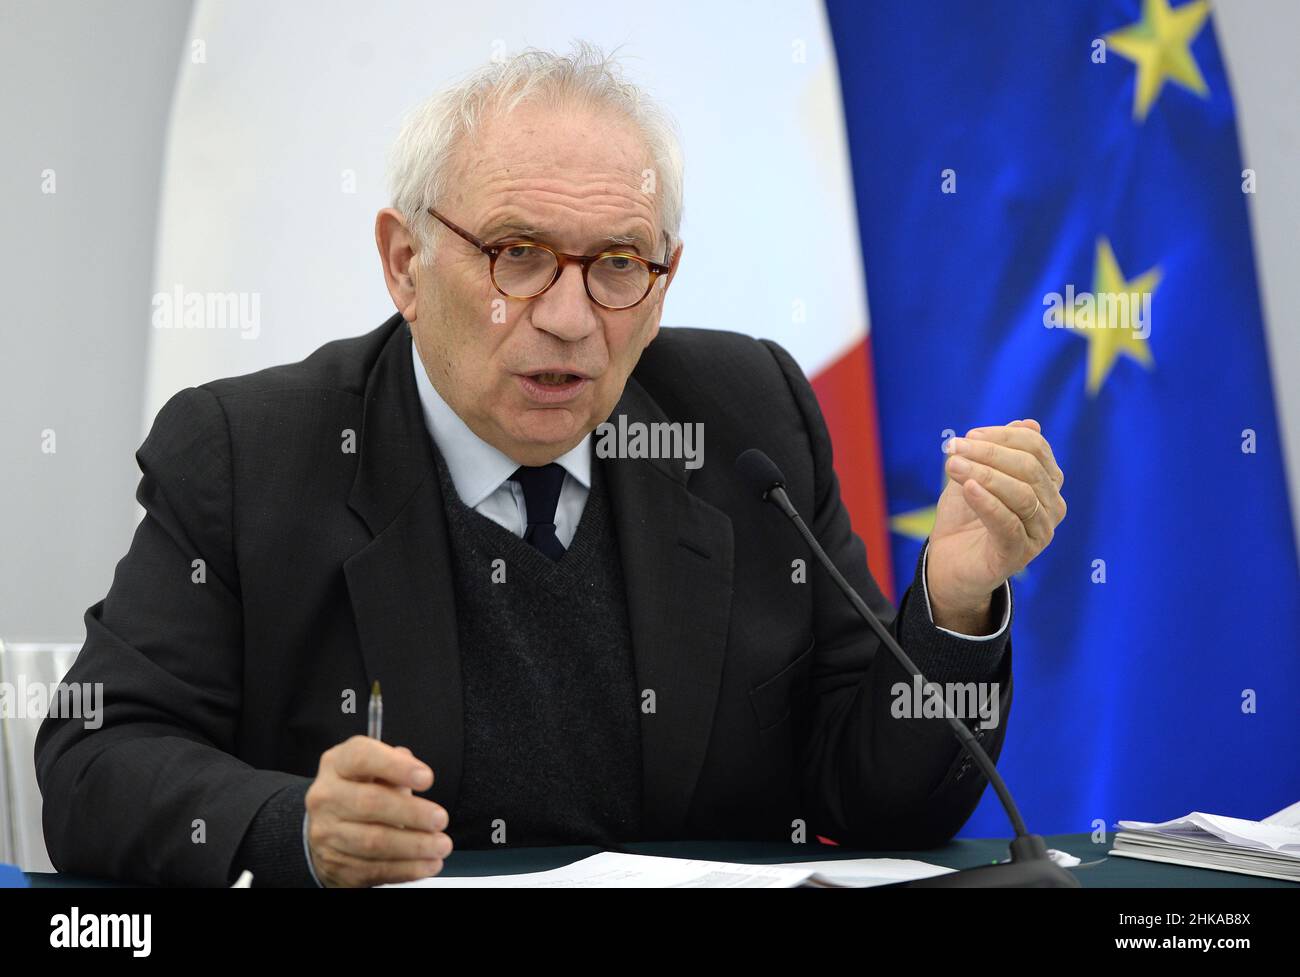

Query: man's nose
[527,262,600,342]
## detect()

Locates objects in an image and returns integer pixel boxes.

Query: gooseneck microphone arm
[735,448,1078,887]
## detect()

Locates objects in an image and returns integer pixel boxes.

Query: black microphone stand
[736,449,1079,888]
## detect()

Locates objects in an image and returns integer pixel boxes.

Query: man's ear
[375,207,420,321]
[665,240,683,290]
[647,239,683,319]
[642,241,682,348]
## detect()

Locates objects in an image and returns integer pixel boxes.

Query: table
[24,833,1295,887]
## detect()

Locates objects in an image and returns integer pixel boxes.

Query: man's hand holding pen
[304,736,452,887]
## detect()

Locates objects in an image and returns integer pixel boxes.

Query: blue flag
[826,0,1300,835]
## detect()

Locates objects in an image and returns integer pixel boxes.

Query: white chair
[0,640,83,872]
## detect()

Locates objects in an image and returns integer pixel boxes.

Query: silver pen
[367,680,383,741]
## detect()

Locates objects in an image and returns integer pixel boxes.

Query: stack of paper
[380,851,955,888]
[1110,800,1300,882]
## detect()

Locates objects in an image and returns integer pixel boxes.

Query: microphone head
[734,448,786,500]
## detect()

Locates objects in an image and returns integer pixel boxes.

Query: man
[36,46,1065,887]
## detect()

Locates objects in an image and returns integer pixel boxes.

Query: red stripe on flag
[810,336,895,602]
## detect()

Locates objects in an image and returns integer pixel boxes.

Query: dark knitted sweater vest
[429,442,643,848]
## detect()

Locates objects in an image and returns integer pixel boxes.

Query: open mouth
[530,371,581,386]
[516,371,591,403]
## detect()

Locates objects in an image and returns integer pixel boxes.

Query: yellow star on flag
[890,505,936,542]
[1105,0,1211,122]
[1054,237,1161,396]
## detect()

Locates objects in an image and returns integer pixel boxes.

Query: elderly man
[36,46,1065,887]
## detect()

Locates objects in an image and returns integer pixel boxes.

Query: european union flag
[826,0,1300,835]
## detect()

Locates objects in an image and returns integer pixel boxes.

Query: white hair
[387,41,684,267]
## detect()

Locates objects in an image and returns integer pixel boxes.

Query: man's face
[407,101,680,467]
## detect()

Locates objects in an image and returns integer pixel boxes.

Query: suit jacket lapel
[603,377,735,838]
[343,318,465,812]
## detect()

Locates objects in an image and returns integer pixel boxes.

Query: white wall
[1215,0,1300,552]
[0,0,194,640]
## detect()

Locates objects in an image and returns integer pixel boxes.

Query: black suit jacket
[36,315,1012,886]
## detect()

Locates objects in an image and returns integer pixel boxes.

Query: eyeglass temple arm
[426,207,494,254]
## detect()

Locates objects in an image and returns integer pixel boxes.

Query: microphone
[734,448,1078,887]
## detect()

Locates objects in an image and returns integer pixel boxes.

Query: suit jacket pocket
[749,637,816,732]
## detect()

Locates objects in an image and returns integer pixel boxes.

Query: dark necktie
[508,463,568,560]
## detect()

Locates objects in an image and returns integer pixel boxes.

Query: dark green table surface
[23,833,1296,887]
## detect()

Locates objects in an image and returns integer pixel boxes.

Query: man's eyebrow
[479,218,651,253]
[479,219,543,240]
[599,231,651,252]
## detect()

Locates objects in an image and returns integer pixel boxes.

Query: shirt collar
[410,337,591,507]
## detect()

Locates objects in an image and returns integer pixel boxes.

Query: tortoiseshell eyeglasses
[427,207,672,311]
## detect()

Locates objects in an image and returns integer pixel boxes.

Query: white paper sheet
[380,851,953,888]
[1116,811,1300,856]
[768,857,956,887]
